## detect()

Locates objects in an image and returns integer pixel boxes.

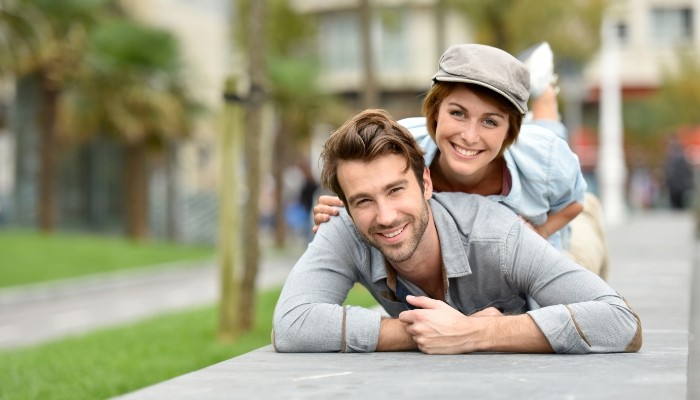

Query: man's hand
[398,296,552,354]
[398,296,496,354]
[312,195,344,233]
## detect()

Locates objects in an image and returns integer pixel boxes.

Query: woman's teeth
[455,145,479,157]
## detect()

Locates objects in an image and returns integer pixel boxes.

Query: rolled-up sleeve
[505,222,642,353]
[272,214,382,353]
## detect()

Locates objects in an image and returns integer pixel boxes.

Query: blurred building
[3,0,698,240]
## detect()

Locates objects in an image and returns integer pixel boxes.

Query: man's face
[338,154,432,264]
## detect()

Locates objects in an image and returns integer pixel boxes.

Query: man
[273,109,642,354]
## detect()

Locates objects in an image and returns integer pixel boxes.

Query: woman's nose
[460,123,478,142]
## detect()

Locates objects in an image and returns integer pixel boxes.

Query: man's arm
[398,296,553,354]
[273,212,383,353]
[376,318,418,351]
[507,222,642,354]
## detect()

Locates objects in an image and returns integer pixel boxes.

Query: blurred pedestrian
[663,136,694,210]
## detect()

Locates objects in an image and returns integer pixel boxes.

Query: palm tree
[0,0,49,77]
[1,0,111,232]
[58,20,196,240]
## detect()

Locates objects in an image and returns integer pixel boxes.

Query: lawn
[0,285,378,400]
[0,230,215,288]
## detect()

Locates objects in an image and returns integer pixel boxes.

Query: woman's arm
[535,201,583,239]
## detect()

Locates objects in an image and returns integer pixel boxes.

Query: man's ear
[423,167,433,200]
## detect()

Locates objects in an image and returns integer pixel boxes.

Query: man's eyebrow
[346,178,410,205]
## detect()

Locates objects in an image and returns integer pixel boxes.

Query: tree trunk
[272,118,289,247]
[165,140,180,241]
[124,141,148,241]
[37,72,59,232]
[241,0,267,331]
[218,77,244,342]
[360,0,379,108]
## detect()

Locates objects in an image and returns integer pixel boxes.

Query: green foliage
[651,51,700,130]
[449,0,608,65]
[622,51,700,167]
[0,290,279,400]
[0,286,378,399]
[0,230,214,288]
[88,20,180,74]
[235,0,316,56]
[58,18,196,147]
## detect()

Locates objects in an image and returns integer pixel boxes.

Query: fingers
[313,211,331,227]
[318,195,345,208]
[405,295,443,309]
[312,197,342,227]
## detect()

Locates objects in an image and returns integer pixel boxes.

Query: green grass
[0,230,214,288]
[0,285,378,400]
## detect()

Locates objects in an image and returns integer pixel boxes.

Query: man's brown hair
[320,109,426,206]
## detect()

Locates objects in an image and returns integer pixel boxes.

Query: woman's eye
[449,110,464,118]
[483,118,498,127]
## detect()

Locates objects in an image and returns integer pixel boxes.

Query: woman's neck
[430,152,505,196]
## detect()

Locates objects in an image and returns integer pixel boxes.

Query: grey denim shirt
[273,192,641,354]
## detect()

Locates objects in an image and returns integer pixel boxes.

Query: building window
[319,9,408,74]
[616,22,628,45]
[319,11,361,72]
[376,9,407,71]
[650,7,694,46]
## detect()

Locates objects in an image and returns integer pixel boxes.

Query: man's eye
[354,199,369,207]
[390,187,404,194]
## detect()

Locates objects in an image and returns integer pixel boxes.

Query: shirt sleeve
[504,222,642,354]
[547,136,587,212]
[272,212,382,353]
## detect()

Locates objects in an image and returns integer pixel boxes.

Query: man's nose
[375,201,398,226]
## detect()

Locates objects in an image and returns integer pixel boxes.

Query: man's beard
[359,200,430,264]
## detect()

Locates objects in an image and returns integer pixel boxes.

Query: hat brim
[433,76,527,115]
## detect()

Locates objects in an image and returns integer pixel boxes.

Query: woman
[314,44,606,278]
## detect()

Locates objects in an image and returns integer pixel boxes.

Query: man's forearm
[481,314,553,353]
[376,318,418,351]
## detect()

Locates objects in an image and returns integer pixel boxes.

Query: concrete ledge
[116,211,695,400]
[117,330,687,400]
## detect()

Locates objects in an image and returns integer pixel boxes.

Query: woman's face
[434,85,510,178]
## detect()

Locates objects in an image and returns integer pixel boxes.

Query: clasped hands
[397,295,503,354]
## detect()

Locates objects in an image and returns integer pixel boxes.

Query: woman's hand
[312,195,344,233]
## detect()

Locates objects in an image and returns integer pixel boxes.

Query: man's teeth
[383,227,404,238]
[455,146,479,157]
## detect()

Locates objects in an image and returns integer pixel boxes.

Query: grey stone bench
[116,211,698,399]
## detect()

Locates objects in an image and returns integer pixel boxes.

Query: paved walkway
[0,245,305,349]
[116,210,699,399]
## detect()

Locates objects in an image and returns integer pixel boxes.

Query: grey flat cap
[433,44,530,114]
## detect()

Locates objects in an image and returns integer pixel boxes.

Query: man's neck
[390,206,444,300]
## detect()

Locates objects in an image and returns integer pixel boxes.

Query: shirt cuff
[344,306,383,352]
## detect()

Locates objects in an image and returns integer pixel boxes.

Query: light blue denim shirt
[272,193,641,354]
[399,117,587,250]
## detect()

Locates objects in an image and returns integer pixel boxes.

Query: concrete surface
[115,210,699,400]
[0,246,304,349]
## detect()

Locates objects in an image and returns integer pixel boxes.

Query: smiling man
[272,109,641,355]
